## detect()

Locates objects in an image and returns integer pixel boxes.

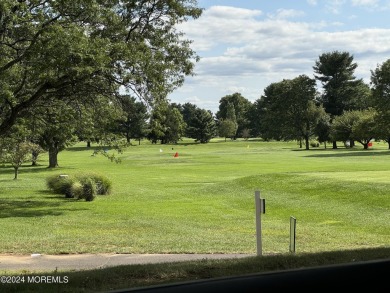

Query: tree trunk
[363,143,368,150]
[87,140,91,148]
[305,136,310,150]
[13,167,18,180]
[332,141,337,149]
[138,139,141,145]
[48,147,59,168]
[31,151,38,166]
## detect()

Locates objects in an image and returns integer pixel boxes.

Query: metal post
[289,216,296,253]
[255,190,262,256]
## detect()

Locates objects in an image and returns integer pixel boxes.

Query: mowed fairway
[0,139,389,255]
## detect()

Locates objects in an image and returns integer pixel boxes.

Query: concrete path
[0,253,254,272]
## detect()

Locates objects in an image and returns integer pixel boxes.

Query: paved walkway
[0,253,254,272]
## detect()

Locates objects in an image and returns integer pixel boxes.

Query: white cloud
[184,6,390,75]
[307,0,318,6]
[204,5,262,19]
[351,0,379,6]
[326,0,347,14]
[267,9,305,20]
[170,5,390,113]
[178,6,263,51]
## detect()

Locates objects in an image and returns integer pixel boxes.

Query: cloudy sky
[167,0,390,114]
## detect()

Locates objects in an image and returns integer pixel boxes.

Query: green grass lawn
[0,139,389,255]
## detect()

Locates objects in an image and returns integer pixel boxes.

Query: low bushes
[46,172,112,201]
[310,141,320,148]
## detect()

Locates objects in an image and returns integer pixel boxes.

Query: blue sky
[167,0,390,114]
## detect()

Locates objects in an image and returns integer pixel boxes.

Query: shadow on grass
[64,145,106,152]
[0,197,88,218]
[0,165,77,177]
[303,150,390,158]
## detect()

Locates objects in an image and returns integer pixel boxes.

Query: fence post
[255,190,265,256]
[289,216,296,253]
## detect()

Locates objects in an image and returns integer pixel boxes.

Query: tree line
[156,51,390,152]
[202,51,390,151]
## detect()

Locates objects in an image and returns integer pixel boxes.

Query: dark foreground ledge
[112,258,389,293]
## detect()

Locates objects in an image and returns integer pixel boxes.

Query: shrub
[46,175,76,198]
[76,172,112,195]
[46,172,112,201]
[310,141,320,148]
[91,173,112,195]
[80,178,96,201]
[70,181,83,199]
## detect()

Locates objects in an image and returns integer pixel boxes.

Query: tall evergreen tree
[313,51,361,148]
[186,108,216,143]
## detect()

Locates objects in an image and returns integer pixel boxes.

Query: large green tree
[216,93,251,138]
[313,51,363,148]
[245,100,264,138]
[178,103,197,129]
[0,0,202,136]
[258,75,326,149]
[186,108,216,143]
[371,58,390,148]
[330,109,377,149]
[218,119,237,142]
[33,100,79,168]
[148,101,186,144]
[114,95,149,144]
[75,98,120,148]
[174,102,216,143]
[217,102,238,141]
[258,80,294,141]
